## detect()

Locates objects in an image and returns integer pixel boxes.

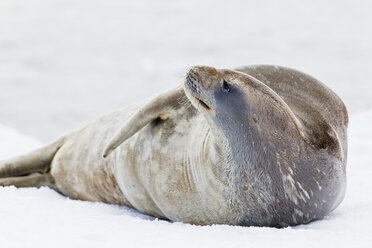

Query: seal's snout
[185,67,212,111]
[186,66,219,89]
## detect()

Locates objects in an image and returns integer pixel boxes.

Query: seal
[0,65,348,227]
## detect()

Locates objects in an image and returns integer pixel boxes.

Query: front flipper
[103,85,185,158]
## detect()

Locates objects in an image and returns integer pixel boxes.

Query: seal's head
[184,65,304,144]
[183,65,345,227]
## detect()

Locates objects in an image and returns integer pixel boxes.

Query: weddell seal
[0,65,348,227]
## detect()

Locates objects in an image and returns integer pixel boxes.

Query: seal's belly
[51,144,127,205]
[50,106,140,205]
[50,103,228,224]
[115,108,232,224]
[116,117,203,221]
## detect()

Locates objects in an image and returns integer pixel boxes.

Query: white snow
[0,110,371,247]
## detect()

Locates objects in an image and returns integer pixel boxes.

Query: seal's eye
[223,80,231,93]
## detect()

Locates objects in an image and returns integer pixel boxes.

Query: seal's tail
[0,135,68,188]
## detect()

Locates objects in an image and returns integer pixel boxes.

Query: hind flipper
[0,135,69,178]
[0,173,55,188]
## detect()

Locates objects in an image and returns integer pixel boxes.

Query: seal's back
[236,65,348,163]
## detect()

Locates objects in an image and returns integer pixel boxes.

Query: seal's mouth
[195,97,211,111]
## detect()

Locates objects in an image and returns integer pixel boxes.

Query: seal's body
[0,65,348,227]
[52,100,230,224]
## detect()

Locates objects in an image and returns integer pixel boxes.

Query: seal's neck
[185,116,233,203]
[186,118,226,188]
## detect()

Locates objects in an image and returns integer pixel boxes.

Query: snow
[0,113,371,247]
[1,0,372,247]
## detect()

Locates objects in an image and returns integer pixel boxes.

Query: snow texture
[0,112,371,247]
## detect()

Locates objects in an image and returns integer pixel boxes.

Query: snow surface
[0,111,371,247]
